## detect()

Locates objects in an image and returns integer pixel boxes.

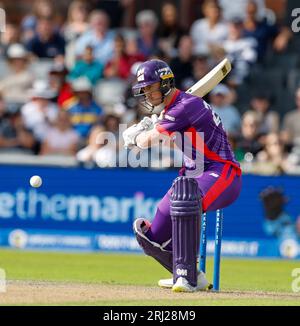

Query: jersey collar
[163,89,180,113]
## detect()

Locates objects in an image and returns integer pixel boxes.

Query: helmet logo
[158,67,174,80]
[137,68,145,81]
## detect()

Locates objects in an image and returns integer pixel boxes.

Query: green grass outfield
[0,248,299,306]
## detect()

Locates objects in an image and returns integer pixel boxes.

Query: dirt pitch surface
[0,281,299,305]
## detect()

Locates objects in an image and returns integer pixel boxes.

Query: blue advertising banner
[0,165,299,258]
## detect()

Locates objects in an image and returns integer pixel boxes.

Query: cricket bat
[186,58,231,98]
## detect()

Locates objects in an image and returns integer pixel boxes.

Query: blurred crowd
[0,0,300,175]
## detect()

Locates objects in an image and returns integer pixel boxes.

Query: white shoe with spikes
[158,271,210,291]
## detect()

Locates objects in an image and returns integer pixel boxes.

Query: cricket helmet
[132,59,175,112]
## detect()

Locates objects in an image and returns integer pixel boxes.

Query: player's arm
[122,115,167,149]
[135,127,164,149]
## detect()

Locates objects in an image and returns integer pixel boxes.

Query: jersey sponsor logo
[164,114,176,122]
[209,173,219,178]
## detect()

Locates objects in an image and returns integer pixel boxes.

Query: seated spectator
[249,92,279,135]
[157,1,186,59]
[21,0,56,42]
[40,110,79,156]
[0,44,33,104]
[104,34,139,80]
[92,0,135,28]
[122,62,145,119]
[192,55,210,82]
[180,55,210,92]
[285,144,300,174]
[169,35,194,90]
[0,100,36,154]
[105,113,120,130]
[63,1,90,69]
[273,0,298,53]
[237,111,263,158]
[281,87,300,148]
[0,23,21,57]
[75,10,115,66]
[219,0,266,22]
[190,0,228,55]
[136,10,159,58]
[125,35,146,65]
[48,63,76,109]
[68,77,103,139]
[228,134,245,162]
[21,80,58,142]
[76,124,105,164]
[26,16,65,60]
[209,84,241,136]
[255,133,289,175]
[94,114,122,167]
[69,45,103,85]
[63,0,90,43]
[222,18,257,86]
[243,0,278,61]
[77,114,120,165]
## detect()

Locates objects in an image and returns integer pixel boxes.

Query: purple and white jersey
[156,90,240,170]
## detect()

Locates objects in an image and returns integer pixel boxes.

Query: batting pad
[171,177,202,287]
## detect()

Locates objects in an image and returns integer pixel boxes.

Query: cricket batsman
[123,59,242,292]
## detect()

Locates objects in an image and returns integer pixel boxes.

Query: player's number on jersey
[203,101,221,127]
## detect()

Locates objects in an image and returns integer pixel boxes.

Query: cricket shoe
[172,276,210,293]
[158,271,209,291]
